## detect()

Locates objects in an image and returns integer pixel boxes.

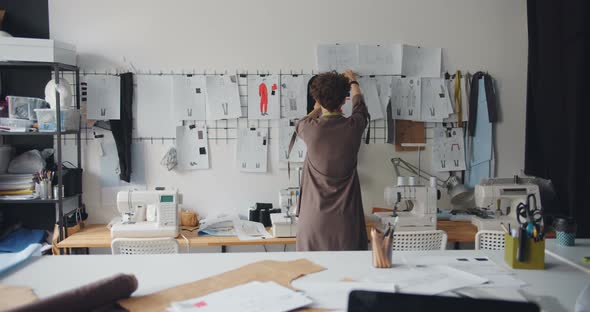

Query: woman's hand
[314,101,321,110]
[343,69,357,82]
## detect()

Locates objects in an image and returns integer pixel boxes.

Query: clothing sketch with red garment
[259,83,268,115]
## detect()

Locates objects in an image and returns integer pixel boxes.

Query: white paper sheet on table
[84,74,120,120]
[135,75,176,137]
[172,75,207,121]
[357,43,402,75]
[358,76,384,120]
[169,281,312,312]
[280,75,310,118]
[375,76,393,112]
[279,119,306,163]
[175,124,210,170]
[198,215,238,236]
[236,128,268,173]
[421,77,453,122]
[295,281,398,311]
[247,75,280,120]
[432,127,466,172]
[316,43,359,72]
[234,220,272,241]
[205,75,242,120]
[391,76,421,121]
[401,45,442,77]
[444,75,469,123]
[402,255,527,288]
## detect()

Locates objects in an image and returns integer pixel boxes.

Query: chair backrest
[111,237,179,255]
[392,230,448,251]
[475,230,505,250]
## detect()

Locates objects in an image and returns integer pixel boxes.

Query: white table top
[545,239,590,274]
[1,250,588,312]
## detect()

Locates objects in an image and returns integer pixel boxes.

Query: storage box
[270,213,297,237]
[504,234,545,270]
[0,117,35,131]
[34,109,80,132]
[0,38,76,66]
[7,96,49,120]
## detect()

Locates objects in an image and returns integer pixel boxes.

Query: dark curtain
[525,0,590,237]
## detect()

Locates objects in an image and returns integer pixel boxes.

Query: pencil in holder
[371,227,393,268]
[504,233,545,270]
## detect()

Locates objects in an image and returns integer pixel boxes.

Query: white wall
[49,0,528,224]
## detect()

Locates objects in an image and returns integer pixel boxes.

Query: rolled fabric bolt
[9,274,138,312]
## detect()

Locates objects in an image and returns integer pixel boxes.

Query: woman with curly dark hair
[295,70,369,251]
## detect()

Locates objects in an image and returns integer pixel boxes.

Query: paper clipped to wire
[401,45,442,77]
[135,75,176,137]
[83,74,120,120]
[420,77,453,122]
[391,76,421,121]
[280,74,310,118]
[236,127,269,173]
[175,124,210,170]
[172,75,207,121]
[205,75,242,120]
[432,127,466,172]
[247,74,280,120]
[279,119,306,163]
[358,76,385,120]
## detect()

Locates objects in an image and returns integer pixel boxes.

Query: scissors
[516,194,543,237]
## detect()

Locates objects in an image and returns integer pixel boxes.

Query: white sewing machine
[471,178,541,231]
[375,177,438,231]
[110,189,180,238]
[273,187,299,237]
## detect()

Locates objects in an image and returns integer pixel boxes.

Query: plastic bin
[34,109,80,132]
[6,96,49,120]
[0,145,14,173]
[0,117,35,130]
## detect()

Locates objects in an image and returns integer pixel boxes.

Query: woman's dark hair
[310,71,351,111]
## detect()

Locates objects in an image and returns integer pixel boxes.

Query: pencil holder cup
[504,234,545,270]
[371,227,393,268]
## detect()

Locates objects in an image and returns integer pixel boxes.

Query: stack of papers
[168,281,312,312]
[0,174,35,200]
[198,215,271,240]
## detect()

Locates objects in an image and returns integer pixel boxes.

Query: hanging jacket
[110,73,134,182]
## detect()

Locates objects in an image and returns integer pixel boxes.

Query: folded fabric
[8,273,138,312]
[0,228,46,253]
[0,243,41,277]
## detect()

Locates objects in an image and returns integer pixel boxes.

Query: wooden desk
[365,220,477,244]
[57,224,296,252]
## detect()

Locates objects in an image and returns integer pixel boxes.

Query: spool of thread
[554,217,576,246]
[180,210,198,227]
[397,176,407,186]
[408,176,417,186]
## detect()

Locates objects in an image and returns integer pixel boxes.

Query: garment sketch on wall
[316,43,359,72]
[83,74,121,120]
[279,119,307,163]
[432,127,466,172]
[176,124,210,170]
[358,76,384,120]
[420,77,453,122]
[236,127,269,173]
[172,75,207,121]
[205,75,242,120]
[248,75,280,120]
[281,74,310,118]
[401,45,442,78]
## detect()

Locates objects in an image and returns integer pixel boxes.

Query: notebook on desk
[348,291,540,312]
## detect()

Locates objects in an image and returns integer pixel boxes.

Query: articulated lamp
[390,157,474,206]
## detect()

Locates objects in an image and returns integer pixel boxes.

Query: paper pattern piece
[280,75,310,118]
[119,259,326,312]
[136,75,176,137]
[395,120,425,152]
[172,75,207,121]
[316,43,358,73]
[432,127,466,172]
[279,119,306,163]
[84,74,120,120]
[375,76,393,112]
[236,128,268,173]
[358,77,384,120]
[176,125,210,170]
[0,284,38,311]
[169,281,312,312]
[358,44,402,75]
[205,75,242,120]
[420,78,453,122]
[401,45,442,77]
[247,75,280,120]
[392,76,421,121]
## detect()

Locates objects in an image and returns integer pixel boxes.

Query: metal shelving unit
[0,61,83,243]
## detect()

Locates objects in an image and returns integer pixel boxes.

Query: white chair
[475,230,505,250]
[392,230,448,251]
[111,238,180,255]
